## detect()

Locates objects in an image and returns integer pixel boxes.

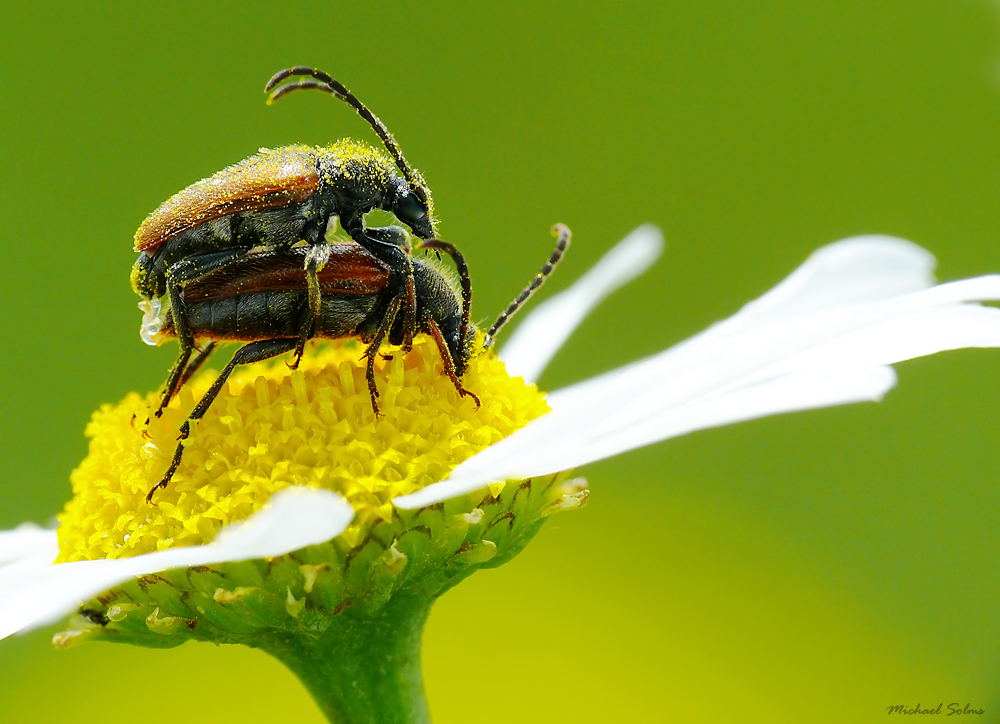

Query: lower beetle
[144,225,572,502]
[133,67,438,418]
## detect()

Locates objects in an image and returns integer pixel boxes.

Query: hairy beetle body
[131,141,429,300]
[159,242,465,360]
[134,68,438,418]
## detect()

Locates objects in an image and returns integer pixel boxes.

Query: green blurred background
[1,2,998,722]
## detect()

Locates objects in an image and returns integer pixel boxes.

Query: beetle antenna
[483,224,572,350]
[420,239,472,351]
[266,67,427,199]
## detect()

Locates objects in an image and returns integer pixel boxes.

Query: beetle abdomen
[182,244,392,302]
[134,146,320,252]
[174,290,379,342]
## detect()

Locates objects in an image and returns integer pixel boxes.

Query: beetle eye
[394,190,427,225]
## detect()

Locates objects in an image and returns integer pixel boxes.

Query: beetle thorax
[314,139,400,215]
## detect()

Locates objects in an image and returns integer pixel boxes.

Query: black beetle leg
[147,338,299,503]
[156,348,194,419]
[157,249,253,413]
[420,240,472,357]
[291,243,332,368]
[347,223,418,354]
[155,280,197,417]
[362,295,403,418]
[155,341,219,418]
[400,261,416,353]
[423,309,481,409]
[164,248,250,346]
[179,341,216,387]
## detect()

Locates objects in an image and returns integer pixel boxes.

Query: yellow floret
[57,337,548,562]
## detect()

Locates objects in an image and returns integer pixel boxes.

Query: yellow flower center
[57,337,548,562]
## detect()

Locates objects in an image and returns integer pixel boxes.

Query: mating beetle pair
[132,67,436,417]
[133,67,570,501]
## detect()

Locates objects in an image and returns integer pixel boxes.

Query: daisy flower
[1,226,998,723]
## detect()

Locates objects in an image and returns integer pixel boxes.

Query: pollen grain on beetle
[56,338,549,563]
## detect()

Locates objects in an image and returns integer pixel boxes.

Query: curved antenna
[420,239,472,351]
[484,224,572,349]
[265,67,427,202]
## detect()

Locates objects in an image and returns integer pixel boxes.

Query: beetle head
[266,69,438,239]
[392,179,435,240]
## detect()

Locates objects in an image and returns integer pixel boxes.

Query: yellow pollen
[57,338,548,562]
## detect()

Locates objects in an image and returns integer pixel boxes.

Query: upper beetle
[132,67,434,415]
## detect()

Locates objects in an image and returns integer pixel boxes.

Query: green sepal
[61,472,586,723]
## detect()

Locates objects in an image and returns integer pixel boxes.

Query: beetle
[143,224,572,502]
[132,66,435,418]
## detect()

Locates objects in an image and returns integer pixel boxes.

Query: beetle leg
[291,243,332,368]
[155,275,200,417]
[362,295,403,418]
[422,309,481,409]
[156,250,254,412]
[155,348,193,418]
[347,224,418,354]
[401,263,416,353]
[179,341,216,387]
[419,240,473,359]
[166,279,196,361]
[154,340,220,419]
[165,249,250,346]
[147,338,298,503]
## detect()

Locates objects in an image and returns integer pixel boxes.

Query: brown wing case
[134,146,320,252]
[183,243,391,302]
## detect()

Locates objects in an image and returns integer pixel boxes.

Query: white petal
[0,524,58,566]
[732,235,935,321]
[535,366,899,470]
[0,487,353,639]
[499,225,664,383]
[394,237,1000,508]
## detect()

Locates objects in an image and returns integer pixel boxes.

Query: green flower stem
[64,474,588,721]
[256,592,433,724]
